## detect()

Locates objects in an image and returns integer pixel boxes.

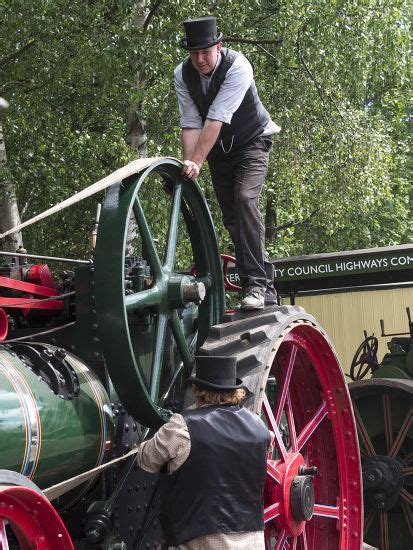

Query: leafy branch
[225,37,283,46]
[0,40,36,68]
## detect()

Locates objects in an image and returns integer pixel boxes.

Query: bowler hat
[187,355,244,390]
[180,16,223,51]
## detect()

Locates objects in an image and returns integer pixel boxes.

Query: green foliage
[0,0,411,264]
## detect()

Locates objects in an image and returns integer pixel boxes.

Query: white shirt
[174,52,281,136]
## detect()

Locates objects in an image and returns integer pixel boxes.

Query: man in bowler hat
[174,16,281,310]
[136,355,271,549]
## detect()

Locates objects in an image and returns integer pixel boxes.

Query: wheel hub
[290,474,315,521]
[363,455,404,511]
[265,452,316,537]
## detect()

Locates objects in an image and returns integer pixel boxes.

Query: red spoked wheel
[0,476,73,550]
[260,322,363,549]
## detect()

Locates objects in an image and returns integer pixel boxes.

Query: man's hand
[182,159,201,181]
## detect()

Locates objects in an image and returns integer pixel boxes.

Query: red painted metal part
[0,270,63,311]
[0,297,64,311]
[262,323,363,549]
[25,265,56,289]
[0,485,73,549]
[0,309,7,342]
[220,253,242,293]
[0,276,58,297]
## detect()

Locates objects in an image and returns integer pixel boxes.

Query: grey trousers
[207,136,275,294]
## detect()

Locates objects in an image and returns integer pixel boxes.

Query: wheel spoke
[266,460,282,484]
[300,526,308,550]
[364,506,377,534]
[149,313,168,400]
[360,448,369,460]
[389,407,412,458]
[296,401,328,452]
[285,391,297,452]
[275,529,287,550]
[291,537,297,550]
[380,510,389,550]
[133,197,163,279]
[403,466,413,476]
[313,503,340,520]
[0,520,9,550]
[262,393,287,461]
[382,393,393,453]
[165,184,182,271]
[264,501,281,523]
[402,500,413,537]
[125,286,162,312]
[275,345,297,424]
[400,487,413,506]
[169,310,194,373]
[352,401,376,457]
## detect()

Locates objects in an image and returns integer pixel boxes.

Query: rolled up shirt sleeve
[206,55,253,124]
[136,413,191,474]
[174,64,203,129]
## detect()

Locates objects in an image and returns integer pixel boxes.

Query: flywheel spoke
[264,501,281,523]
[313,503,340,520]
[389,407,412,458]
[133,197,163,279]
[352,401,376,457]
[382,393,393,453]
[165,184,182,271]
[262,393,287,461]
[379,510,389,550]
[403,466,413,476]
[275,345,297,424]
[0,520,9,550]
[169,310,194,372]
[149,313,168,400]
[125,286,162,312]
[296,401,328,452]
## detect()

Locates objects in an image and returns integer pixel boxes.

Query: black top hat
[187,355,244,390]
[180,16,223,51]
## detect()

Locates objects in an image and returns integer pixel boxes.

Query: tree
[0,98,22,252]
[0,0,410,263]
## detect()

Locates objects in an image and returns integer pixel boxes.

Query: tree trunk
[0,123,23,252]
[125,2,149,158]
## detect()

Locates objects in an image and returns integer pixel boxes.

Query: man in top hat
[136,355,271,549]
[174,16,281,311]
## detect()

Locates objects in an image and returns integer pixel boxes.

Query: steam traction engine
[0,159,362,549]
[349,309,413,550]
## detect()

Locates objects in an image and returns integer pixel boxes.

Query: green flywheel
[94,159,224,429]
